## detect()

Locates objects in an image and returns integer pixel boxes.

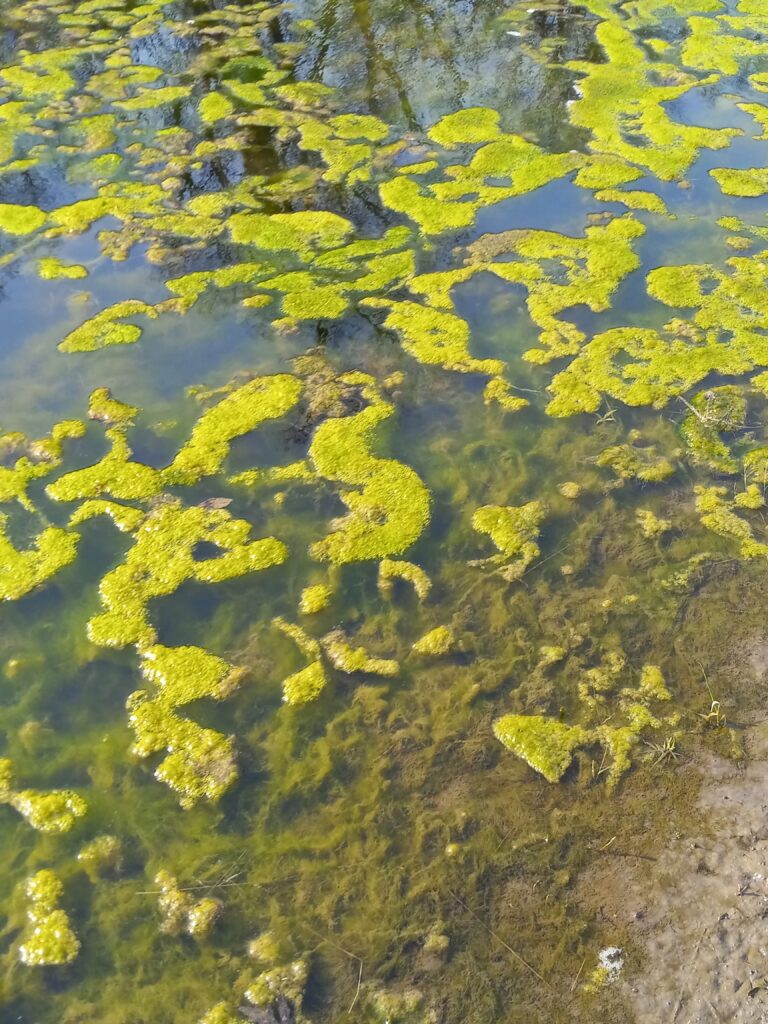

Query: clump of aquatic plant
[0,758,87,833]
[495,664,679,787]
[155,870,222,938]
[299,583,332,615]
[19,870,80,966]
[412,626,454,656]
[323,629,399,677]
[77,835,122,880]
[309,373,430,564]
[378,559,432,601]
[493,716,590,783]
[471,502,545,581]
[680,386,746,473]
[127,644,246,807]
[87,500,287,650]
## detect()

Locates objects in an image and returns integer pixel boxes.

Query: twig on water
[306,927,364,1014]
[570,957,586,993]
[448,890,552,990]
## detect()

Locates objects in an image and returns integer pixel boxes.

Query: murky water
[2,0,768,1021]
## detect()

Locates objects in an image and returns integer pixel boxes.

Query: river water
[1,0,768,1021]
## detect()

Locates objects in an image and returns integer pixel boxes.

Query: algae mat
[2,0,768,1019]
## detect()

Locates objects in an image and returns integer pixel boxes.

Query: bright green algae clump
[165,375,302,485]
[566,20,737,180]
[88,501,287,649]
[128,644,246,807]
[309,373,431,564]
[0,759,87,832]
[19,870,80,966]
[472,502,545,581]
[493,717,590,783]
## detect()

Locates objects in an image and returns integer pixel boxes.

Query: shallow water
[2,0,768,1021]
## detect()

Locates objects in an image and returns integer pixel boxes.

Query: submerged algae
[378,559,432,601]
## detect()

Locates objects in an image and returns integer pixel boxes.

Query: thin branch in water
[448,890,552,990]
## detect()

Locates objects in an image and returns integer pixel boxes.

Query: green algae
[77,835,122,880]
[244,957,308,1015]
[298,115,389,184]
[682,13,768,73]
[680,385,746,473]
[282,660,328,705]
[37,256,87,279]
[198,91,234,124]
[362,299,502,376]
[380,125,583,235]
[299,583,332,615]
[228,210,353,256]
[566,20,737,180]
[165,375,302,486]
[378,558,432,601]
[155,870,222,937]
[48,425,161,503]
[471,502,545,581]
[711,167,768,197]
[636,509,671,538]
[87,387,137,426]
[0,758,87,832]
[115,85,188,111]
[695,485,768,558]
[427,107,502,147]
[0,515,79,600]
[464,215,645,362]
[19,870,80,967]
[412,625,454,656]
[596,442,675,482]
[88,501,287,649]
[273,617,322,660]
[58,300,158,352]
[323,630,399,676]
[0,201,45,234]
[127,644,246,807]
[69,499,145,532]
[309,373,431,565]
[493,716,590,783]
[4,0,768,1016]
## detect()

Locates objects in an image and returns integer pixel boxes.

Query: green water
[2,0,768,1020]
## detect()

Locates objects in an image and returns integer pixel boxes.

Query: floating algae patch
[565,20,738,179]
[87,500,287,649]
[18,870,80,967]
[0,758,87,832]
[493,716,589,783]
[309,373,431,564]
[471,502,545,581]
[462,215,646,361]
[164,374,302,485]
[128,644,246,806]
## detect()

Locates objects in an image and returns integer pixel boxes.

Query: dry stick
[448,890,552,990]
[570,957,586,994]
[306,927,364,1014]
